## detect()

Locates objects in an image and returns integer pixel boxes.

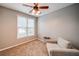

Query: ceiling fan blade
[39,6,49,9]
[23,4,33,8]
[29,9,33,13]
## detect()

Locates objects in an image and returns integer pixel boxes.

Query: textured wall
[38,4,79,49]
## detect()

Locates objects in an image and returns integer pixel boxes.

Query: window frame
[17,15,35,39]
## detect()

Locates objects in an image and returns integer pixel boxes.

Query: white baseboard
[0,38,36,52]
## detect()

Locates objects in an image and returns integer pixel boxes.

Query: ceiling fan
[23,3,49,15]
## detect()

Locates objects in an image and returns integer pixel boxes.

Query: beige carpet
[0,39,48,56]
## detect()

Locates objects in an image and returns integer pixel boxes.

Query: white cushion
[50,48,79,56]
[57,37,72,48]
[46,43,61,52]
[46,43,79,56]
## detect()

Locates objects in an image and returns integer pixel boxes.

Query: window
[17,15,35,39]
[28,18,34,36]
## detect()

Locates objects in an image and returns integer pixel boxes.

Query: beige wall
[0,6,37,50]
[38,4,79,49]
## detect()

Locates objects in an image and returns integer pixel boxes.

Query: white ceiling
[0,3,73,17]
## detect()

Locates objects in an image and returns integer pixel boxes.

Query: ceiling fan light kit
[35,11,41,15]
[23,3,49,15]
[32,10,41,15]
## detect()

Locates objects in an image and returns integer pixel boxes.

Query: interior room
[0,3,79,56]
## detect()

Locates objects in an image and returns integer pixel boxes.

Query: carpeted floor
[0,39,48,56]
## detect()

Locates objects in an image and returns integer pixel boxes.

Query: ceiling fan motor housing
[33,6,39,11]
